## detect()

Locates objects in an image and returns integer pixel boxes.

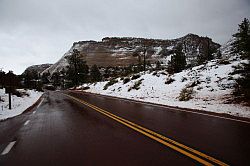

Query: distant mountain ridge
[42,34,220,75]
[23,64,52,75]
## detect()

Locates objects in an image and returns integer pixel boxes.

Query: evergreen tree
[0,70,6,88]
[123,64,133,76]
[103,67,110,79]
[59,69,66,89]
[51,71,60,87]
[5,71,19,90]
[217,50,222,59]
[233,18,250,58]
[146,60,151,68]
[66,49,89,87]
[22,70,39,89]
[197,53,204,65]
[41,71,50,84]
[155,61,161,70]
[207,39,214,60]
[197,38,215,64]
[90,64,102,82]
[167,44,186,73]
[133,50,144,72]
[232,18,250,102]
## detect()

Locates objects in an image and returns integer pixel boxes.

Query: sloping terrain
[23,64,52,75]
[42,34,220,75]
[81,39,249,118]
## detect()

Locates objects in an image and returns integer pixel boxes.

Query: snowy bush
[181,77,188,82]
[103,79,118,90]
[218,59,230,65]
[196,86,203,90]
[0,96,4,102]
[205,76,211,84]
[123,77,131,84]
[186,80,200,88]
[128,79,144,91]
[81,86,90,90]
[179,87,194,101]
[228,76,234,80]
[152,71,157,76]
[13,89,29,97]
[131,74,141,80]
[165,77,175,84]
[160,71,168,75]
[218,79,235,89]
[156,73,161,77]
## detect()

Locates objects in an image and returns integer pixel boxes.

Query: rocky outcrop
[43,34,220,75]
[23,64,52,75]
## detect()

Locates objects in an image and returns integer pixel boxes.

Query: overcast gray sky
[0,0,249,74]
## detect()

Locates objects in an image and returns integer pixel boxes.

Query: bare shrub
[179,87,194,101]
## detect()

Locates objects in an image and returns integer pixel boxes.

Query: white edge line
[80,92,250,124]
[1,141,16,155]
[24,120,30,126]
[37,98,44,108]
[120,97,250,124]
[33,111,36,114]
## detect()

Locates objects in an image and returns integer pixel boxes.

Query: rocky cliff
[42,34,220,75]
[23,64,52,75]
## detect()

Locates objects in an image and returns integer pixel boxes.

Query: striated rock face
[43,34,220,75]
[23,64,52,75]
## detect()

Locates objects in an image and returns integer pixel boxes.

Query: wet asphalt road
[0,90,249,165]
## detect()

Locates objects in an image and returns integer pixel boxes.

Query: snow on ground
[0,89,43,120]
[151,46,162,57]
[82,59,250,118]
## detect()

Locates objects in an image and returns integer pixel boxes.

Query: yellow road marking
[64,94,229,166]
[87,101,227,166]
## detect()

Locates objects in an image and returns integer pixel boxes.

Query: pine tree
[0,70,6,88]
[124,64,133,76]
[232,18,250,102]
[146,60,151,68]
[103,67,110,79]
[168,44,186,73]
[22,70,39,89]
[233,18,250,58]
[41,71,50,84]
[52,71,60,87]
[66,49,89,87]
[217,50,222,59]
[155,61,161,70]
[207,39,214,60]
[90,64,102,82]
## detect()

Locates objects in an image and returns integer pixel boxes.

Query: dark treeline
[0,70,22,95]
[0,69,44,92]
[0,70,20,88]
[232,18,250,103]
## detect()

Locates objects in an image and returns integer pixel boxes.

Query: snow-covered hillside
[0,89,43,120]
[81,58,250,118]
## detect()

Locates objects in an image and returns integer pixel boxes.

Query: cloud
[0,0,249,74]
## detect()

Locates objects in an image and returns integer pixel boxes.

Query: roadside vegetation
[179,87,194,101]
[103,79,118,90]
[231,18,250,104]
[7,18,248,108]
[128,79,144,91]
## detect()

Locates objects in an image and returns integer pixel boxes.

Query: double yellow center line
[64,94,228,166]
